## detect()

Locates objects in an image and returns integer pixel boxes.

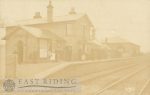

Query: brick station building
[3,1,97,64]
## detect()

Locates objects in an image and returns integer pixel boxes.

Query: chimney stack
[69,8,76,15]
[47,0,53,22]
[33,12,42,19]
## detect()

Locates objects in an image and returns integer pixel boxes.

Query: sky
[0,0,150,52]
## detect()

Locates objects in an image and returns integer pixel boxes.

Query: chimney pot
[33,12,42,19]
[69,8,76,15]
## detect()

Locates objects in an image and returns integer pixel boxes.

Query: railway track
[61,62,149,95]
[138,78,150,95]
[80,67,143,94]
[1,56,150,95]
[80,63,138,82]
[93,65,149,95]
[70,56,150,95]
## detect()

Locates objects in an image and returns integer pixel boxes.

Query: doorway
[17,41,24,63]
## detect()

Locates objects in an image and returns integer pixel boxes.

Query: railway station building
[3,1,98,64]
[103,37,141,58]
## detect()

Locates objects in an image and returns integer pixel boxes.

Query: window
[89,27,95,40]
[66,24,73,36]
[39,39,48,58]
[82,24,87,38]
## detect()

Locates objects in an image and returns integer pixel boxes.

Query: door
[17,41,24,63]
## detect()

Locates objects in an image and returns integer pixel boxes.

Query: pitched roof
[102,36,140,47]
[103,36,129,43]
[21,26,43,38]
[4,26,65,41]
[88,40,111,49]
[22,26,65,41]
[7,14,85,26]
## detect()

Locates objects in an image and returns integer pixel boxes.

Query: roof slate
[103,36,129,43]
[7,14,85,26]
[102,36,140,47]
[21,26,65,41]
[4,26,65,42]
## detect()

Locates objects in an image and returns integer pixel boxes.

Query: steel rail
[94,66,147,95]
[138,79,150,95]
[80,63,138,82]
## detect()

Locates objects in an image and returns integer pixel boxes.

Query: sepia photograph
[0,0,150,95]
